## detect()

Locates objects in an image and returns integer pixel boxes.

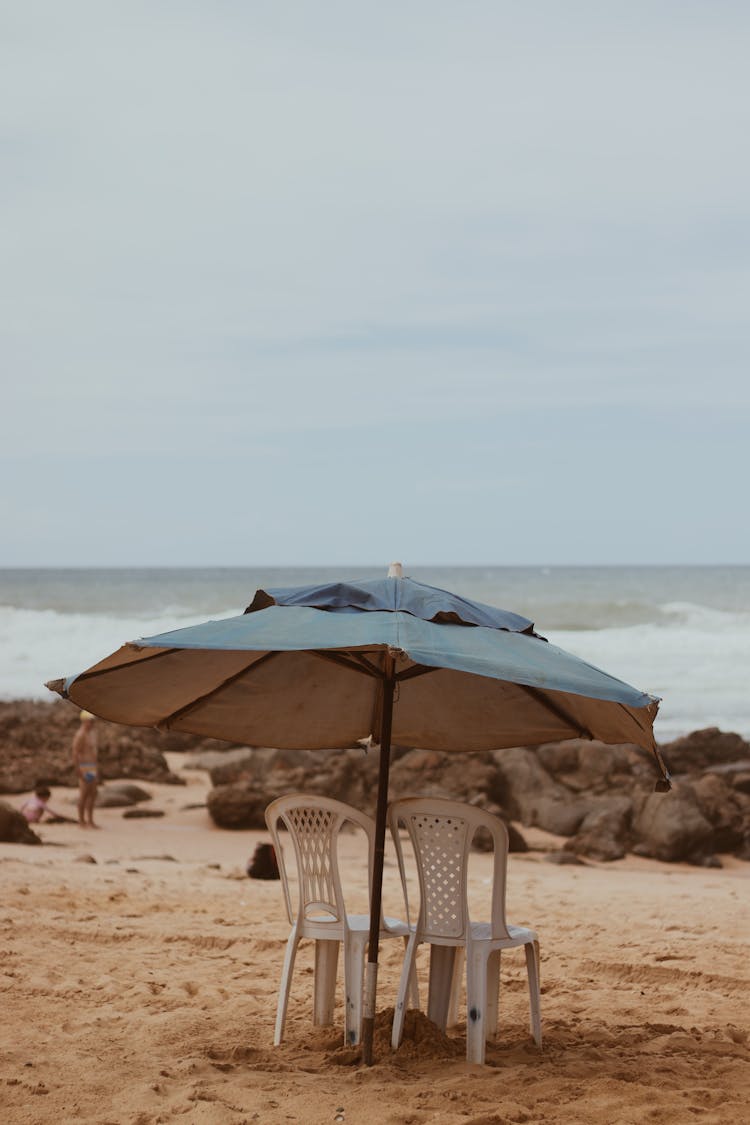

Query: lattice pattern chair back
[389,797,512,943]
[266,794,374,929]
[410,808,468,938]
[287,804,341,921]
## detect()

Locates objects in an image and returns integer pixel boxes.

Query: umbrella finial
[387,561,403,579]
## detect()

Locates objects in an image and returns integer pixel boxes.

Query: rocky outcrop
[203,729,750,865]
[0,700,186,792]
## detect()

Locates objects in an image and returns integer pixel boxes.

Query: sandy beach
[1,755,748,1125]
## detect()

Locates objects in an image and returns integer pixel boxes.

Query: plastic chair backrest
[389,797,512,942]
[265,794,375,928]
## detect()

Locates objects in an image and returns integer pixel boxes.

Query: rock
[0,800,42,845]
[686,774,748,853]
[660,728,750,774]
[207,782,269,829]
[390,748,497,808]
[183,746,255,775]
[703,759,750,777]
[153,731,229,754]
[209,746,310,787]
[537,740,636,794]
[732,773,750,796]
[533,742,580,775]
[104,783,152,803]
[490,746,591,834]
[74,854,97,863]
[564,798,632,862]
[631,784,714,862]
[525,794,593,836]
[504,822,528,853]
[122,808,165,819]
[101,736,184,786]
[464,800,528,853]
[702,762,750,796]
[94,790,134,808]
[471,822,528,853]
[544,851,587,865]
[247,842,280,879]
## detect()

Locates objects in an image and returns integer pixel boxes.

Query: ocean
[2,566,749,743]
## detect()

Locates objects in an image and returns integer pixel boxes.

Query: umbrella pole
[361,663,395,1066]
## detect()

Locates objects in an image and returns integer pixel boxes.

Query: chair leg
[313,939,339,1028]
[403,934,420,1010]
[392,931,420,1049]
[343,935,366,1047]
[465,944,488,1065]
[446,946,465,1029]
[525,940,542,1048]
[427,945,460,1031]
[274,930,300,1046]
[485,950,501,1041]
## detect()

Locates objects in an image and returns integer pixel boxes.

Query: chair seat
[469,922,538,946]
[344,914,414,938]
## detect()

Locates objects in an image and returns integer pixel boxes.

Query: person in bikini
[72,711,99,828]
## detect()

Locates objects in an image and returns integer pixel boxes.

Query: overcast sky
[2,1,749,566]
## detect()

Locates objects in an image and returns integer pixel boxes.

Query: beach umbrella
[46,564,669,1064]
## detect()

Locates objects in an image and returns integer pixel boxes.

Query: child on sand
[20,784,67,824]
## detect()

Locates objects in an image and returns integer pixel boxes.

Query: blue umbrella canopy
[245,576,539,633]
[49,575,661,759]
[47,569,667,1065]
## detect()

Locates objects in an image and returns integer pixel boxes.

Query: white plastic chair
[265,793,417,1048]
[389,796,542,1065]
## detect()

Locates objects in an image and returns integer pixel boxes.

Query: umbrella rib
[612,698,652,742]
[157,651,280,727]
[516,683,595,739]
[395,663,439,682]
[350,653,385,677]
[613,701,671,787]
[311,650,382,678]
[71,646,182,685]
